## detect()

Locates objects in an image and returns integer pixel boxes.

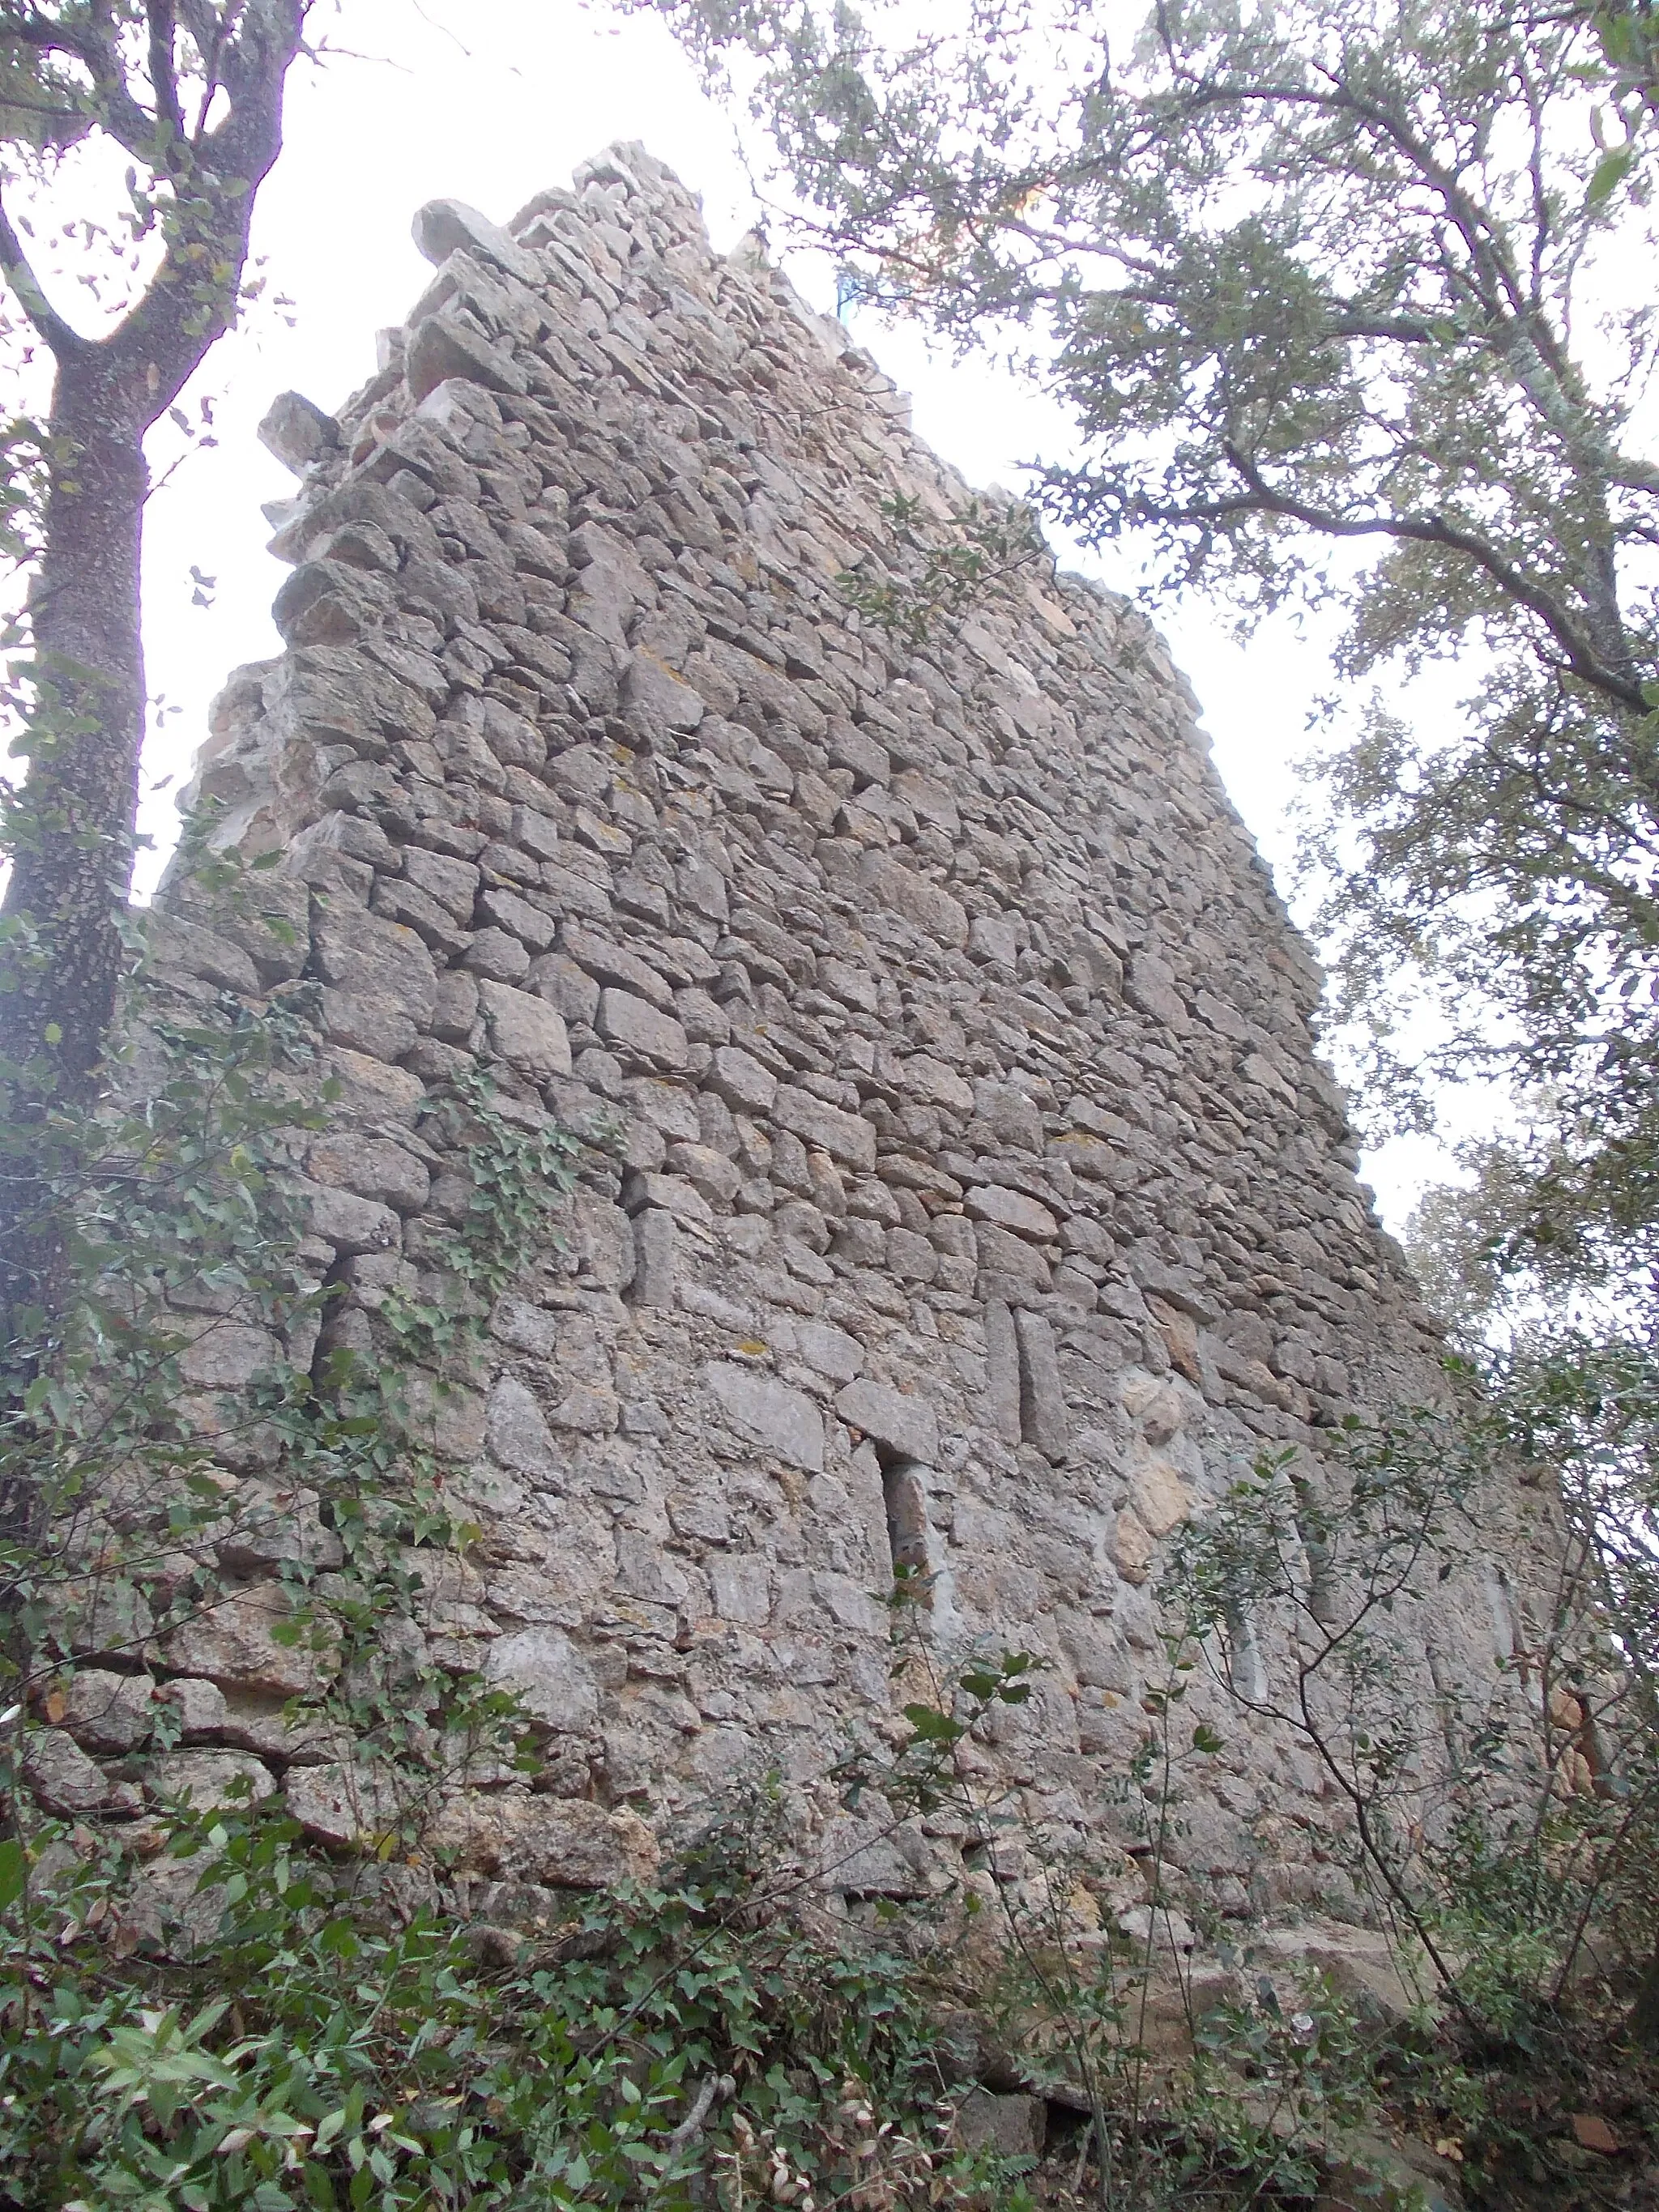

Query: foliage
[0,1781,995,2212]
[834,1579,1426,2210]
[837,492,1046,650]
[1165,1400,1659,2197]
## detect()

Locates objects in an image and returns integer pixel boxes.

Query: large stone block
[484,1627,599,1733]
[954,2092,1047,2159]
[706,1045,777,1115]
[966,1184,1060,1242]
[313,906,437,1025]
[23,1729,141,1817]
[479,979,572,1081]
[424,1792,660,1886]
[487,1375,564,1481]
[149,1750,276,1813]
[284,1763,400,1849]
[307,1134,431,1213]
[164,1582,339,1699]
[857,850,968,948]
[706,1362,825,1473]
[597,988,689,1072]
[771,1086,876,1174]
[62,1668,156,1753]
[834,1379,940,1465]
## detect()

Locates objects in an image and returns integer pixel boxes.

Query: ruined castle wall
[143,142,1534,1916]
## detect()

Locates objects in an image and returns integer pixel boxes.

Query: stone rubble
[53,143,1545,1925]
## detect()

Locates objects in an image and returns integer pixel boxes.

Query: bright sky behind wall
[125,0,1439,1221]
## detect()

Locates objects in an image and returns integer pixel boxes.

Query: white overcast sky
[40,0,1451,1222]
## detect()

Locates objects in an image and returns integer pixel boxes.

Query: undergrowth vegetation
[0,864,1656,2212]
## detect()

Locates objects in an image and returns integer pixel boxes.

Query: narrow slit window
[880,1453,932,1601]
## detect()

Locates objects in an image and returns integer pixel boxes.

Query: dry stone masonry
[132,143,1538,1921]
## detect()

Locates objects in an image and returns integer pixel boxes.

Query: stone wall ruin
[122,142,1544,1925]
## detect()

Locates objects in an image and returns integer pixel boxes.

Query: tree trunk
[0,352,146,1426]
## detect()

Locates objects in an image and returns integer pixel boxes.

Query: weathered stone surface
[309,1187,401,1255]
[406,313,527,402]
[858,851,968,947]
[706,1045,777,1115]
[484,1627,599,1733]
[164,1582,339,1698]
[834,1379,939,1466]
[487,1375,563,1481]
[772,1087,876,1174]
[621,650,706,738]
[954,2092,1047,2159]
[149,1750,277,1812]
[284,1762,404,1848]
[706,1362,825,1473]
[424,1792,660,1886]
[308,1135,431,1213]
[154,143,1541,1937]
[148,912,261,994]
[258,388,340,473]
[597,988,689,1071]
[1014,1310,1068,1462]
[966,1185,1060,1242]
[23,1728,141,1816]
[313,906,437,1025]
[479,979,572,1081]
[178,1321,283,1390]
[1125,951,1189,1031]
[1130,1460,1191,1540]
[633,1207,677,1306]
[62,1668,156,1753]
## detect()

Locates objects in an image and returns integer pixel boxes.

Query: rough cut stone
[485,1627,600,1733]
[706,1046,777,1115]
[309,1187,401,1255]
[23,1729,141,1816]
[857,851,968,947]
[966,1185,1060,1242]
[633,1208,677,1306]
[164,1583,339,1699]
[479,980,572,1081]
[149,1750,276,1812]
[834,1379,940,1466]
[706,1362,825,1473]
[597,988,689,1071]
[62,1668,156,1754]
[313,906,437,1025]
[284,1761,404,1848]
[955,2092,1047,2159]
[1014,1309,1069,1462]
[771,1086,876,1174]
[1131,1459,1191,1539]
[307,1135,431,1214]
[178,1322,282,1390]
[487,1375,562,1481]
[424,1791,660,1886]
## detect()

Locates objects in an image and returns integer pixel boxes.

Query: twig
[664,2071,731,2154]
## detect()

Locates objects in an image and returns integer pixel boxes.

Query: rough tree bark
[0,0,308,1394]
